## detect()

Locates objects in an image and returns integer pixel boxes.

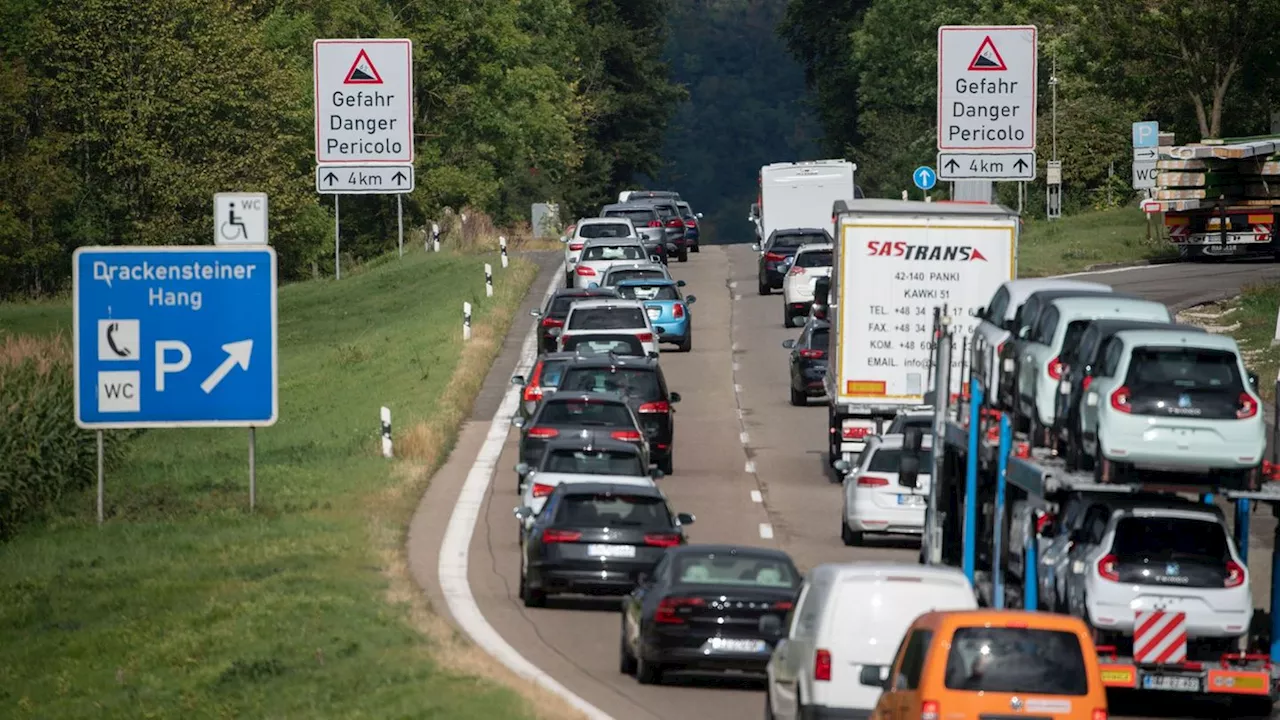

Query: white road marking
[734,383,743,393]
[759,523,774,539]
[736,408,744,420]
[750,490,763,503]
[733,293,742,301]
[745,460,756,474]
[1052,263,1171,279]
[729,281,738,289]
[740,431,750,445]
[732,341,739,351]
[437,262,616,720]
[732,361,740,371]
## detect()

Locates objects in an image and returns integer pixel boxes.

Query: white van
[763,563,976,720]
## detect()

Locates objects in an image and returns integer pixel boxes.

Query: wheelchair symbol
[220,202,248,241]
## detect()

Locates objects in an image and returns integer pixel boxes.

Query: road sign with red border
[313,39,414,164]
[937,26,1037,152]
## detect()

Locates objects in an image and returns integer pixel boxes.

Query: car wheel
[758,274,770,295]
[790,385,806,406]
[634,655,663,685]
[691,241,700,253]
[618,617,638,675]
[659,451,674,476]
[763,688,775,720]
[676,329,692,353]
[678,246,689,262]
[519,569,545,608]
[841,515,861,546]
[1094,451,1114,483]
[783,305,794,328]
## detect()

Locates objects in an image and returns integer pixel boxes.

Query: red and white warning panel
[936,25,1037,153]
[1133,610,1187,665]
[313,39,414,164]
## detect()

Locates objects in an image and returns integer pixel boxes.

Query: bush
[0,334,132,537]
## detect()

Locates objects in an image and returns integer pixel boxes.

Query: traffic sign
[1132,121,1159,148]
[937,152,1036,181]
[937,26,1037,151]
[1046,160,1062,186]
[316,164,415,194]
[314,39,414,164]
[214,193,268,246]
[73,246,279,429]
[913,166,937,191]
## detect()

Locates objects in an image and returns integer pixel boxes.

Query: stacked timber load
[1155,135,1280,211]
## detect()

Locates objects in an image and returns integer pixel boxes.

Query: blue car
[614,279,697,352]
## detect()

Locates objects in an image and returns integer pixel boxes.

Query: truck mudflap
[1097,646,1275,697]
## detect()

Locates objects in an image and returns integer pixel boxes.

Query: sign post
[313,39,415,275]
[936,26,1038,186]
[1132,120,1159,191]
[1046,160,1062,220]
[73,246,279,517]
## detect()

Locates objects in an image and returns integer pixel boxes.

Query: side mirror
[696,212,704,219]
[511,375,526,386]
[782,339,796,349]
[650,255,663,264]
[676,512,695,525]
[513,506,532,522]
[588,282,599,289]
[515,462,531,477]
[669,392,682,403]
[758,614,784,636]
[648,351,660,359]
[859,664,890,689]
[559,236,568,243]
[651,468,665,479]
[750,243,761,252]
[676,280,686,287]
[685,295,697,305]
[1249,371,1259,392]
[974,305,986,320]
[548,327,563,337]
[636,571,650,585]
[510,416,526,429]
[529,309,542,318]
[833,459,851,473]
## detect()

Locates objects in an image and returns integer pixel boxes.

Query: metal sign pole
[963,376,983,583]
[928,320,952,566]
[397,194,404,258]
[96,430,105,525]
[993,413,1011,607]
[334,196,341,280]
[249,427,257,512]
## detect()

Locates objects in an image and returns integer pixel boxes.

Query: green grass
[1018,207,1178,277]
[0,248,542,718]
[1218,283,1280,404]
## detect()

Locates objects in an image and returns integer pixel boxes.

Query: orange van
[866,609,1108,720]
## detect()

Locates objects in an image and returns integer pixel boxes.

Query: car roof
[535,351,583,363]
[1111,328,1241,351]
[867,433,933,451]
[1081,318,1199,336]
[1046,295,1168,315]
[559,353,660,371]
[616,278,677,287]
[1025,288,1122,304]
[542,436,642,453]
[534,473,656,488]
[795,243,835,252]
[914,609,1086,634]
[601,203,659,213]
[604,263,666,273]
[771,227,829,236]
[807,561,971,585]
[577,216,633,225]
[1005,278,1111,303]
[567,298,647,310]
[669,544,797,562]
[582,236,644,246]
[1075,491,1225,516]
[543,390,630,405]
[552,481,664,497]
[550,287,619,301]
[805,319,832,331]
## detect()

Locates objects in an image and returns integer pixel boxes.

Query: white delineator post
[499,235,509,268]
[380,406,393,458]
[484,263,494,298]
[432,222,440,253]
[463,302,472,341]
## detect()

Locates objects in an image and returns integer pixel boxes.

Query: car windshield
[674,552,799,588]
[1125,347,1241,391]
[559,368,662,403]
[773,232,827,248]
[549,294,595,317]
[652,204,675,219]
[889,416,932,433]
[677,204,694,219]
[581,244,645,262]
[567,307,647,330]
[945,627,1089,695]
[809,328,830,350]
[1112,516,1228,562]
[607,270,667,285]
[617,284,679,301]
[543,449,646,476]
[536,399,633,427]
[537,359,569,388]
[554,493,673,528]
[795,249,833,268]
[1059,320,1091,360]
[561,335,645,356]
[607,209,656,225]
[579,223,633,239]
[865,447,933,473]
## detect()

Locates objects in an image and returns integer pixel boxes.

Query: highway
[418,246,1280,720]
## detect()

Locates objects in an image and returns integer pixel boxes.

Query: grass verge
[1018,207,1178,277]
[0,247,577,719]
[1178,284,1280,404]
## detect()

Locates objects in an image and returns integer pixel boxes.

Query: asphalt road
[450,247,1280,720]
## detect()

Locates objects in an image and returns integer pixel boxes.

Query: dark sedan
[620,544,801,685]
[782,318,829,406]
[532,287,620,354]
[515,482,694,606]
[556,355,680,474]
[754,228,832,295]
[512,391,649,476]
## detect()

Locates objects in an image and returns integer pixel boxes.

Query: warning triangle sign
[343,49,383,85]
[967,36,1007,71]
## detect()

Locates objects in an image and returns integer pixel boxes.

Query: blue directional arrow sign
[913,166,938,191]
[73,246,278,429]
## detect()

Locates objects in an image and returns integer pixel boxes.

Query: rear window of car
[554,493,673,528]
[774,233,828,247]
[581,244,646,262]
[607,270,667,285]
[1125,347,1241,391]
[559,368,662,402]
[1112,516,1228,562]
[537,399,634,426]
[549,295,586,317]
[579,223,632,239]
[865,447,933,473]
[674,553,799,588]
[888,416,932,434]
[795,249,833,268]
[677,204,694,218]
[606,209,657,224]
[538,359,569,388]
[543,449,645,476]
[1059,320,1091,355]
[617,284,678,301]
[652,204,676,219]
[809,328,830,350]
[944,627,1089,695]
[567,307,646,330]
[561,335,645,356]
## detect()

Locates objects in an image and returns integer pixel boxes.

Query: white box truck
[755,160,858,243]
[824,199,1018,466]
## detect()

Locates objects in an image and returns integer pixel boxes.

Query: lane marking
[732,342,739,351]
[732,361,740,371]
[733,293,742,301]
[745,460,756,474]
[1052,263,1174,279]
[734,383,743,393]
[759,523,774,539]
[437,261,616,720]
[739,431,750,445]
[729,281,738,289]
[750,490,763,503]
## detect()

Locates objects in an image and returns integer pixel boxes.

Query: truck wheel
[1229,695,1275,719]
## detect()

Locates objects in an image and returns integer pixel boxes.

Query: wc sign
[214,192,269,246]
[1131,121,1159,191]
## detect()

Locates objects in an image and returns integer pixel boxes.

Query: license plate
[707,637,768,653]
[587,543,636,558]
[1142,675,1201,692]
[897,494,925,506]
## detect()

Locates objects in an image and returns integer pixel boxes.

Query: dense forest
[0,0,683,298]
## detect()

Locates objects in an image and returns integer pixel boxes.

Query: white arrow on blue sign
[72,246,279,429]
[913,166,938,191]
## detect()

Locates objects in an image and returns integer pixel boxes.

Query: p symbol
[155,340,191,391]
[1132,121,1158,148]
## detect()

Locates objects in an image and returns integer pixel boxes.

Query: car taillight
[788,266,805,275]
[542,528,581,543]
[1109,386,1131,413]
[673,304,684,318]
[637,401,671,413]
[814,649,832,681]
[1097,554,1119,581]
[842,426,870,440]
[1091,709,1107,720]
[857,475,891,487]
[685,218,697,227]
[527,426,559,439]
[611,429,643,442]
[997,340,1008,356]
[541,317,564,328]
[921,701,940,720]
[575,265,596,276]
[1238,392,1259,419]
[1226,559,1246,588]
[655,597,705,623]
[636,333,654,343]
[773,601,794,611]
[1082,375,1093,391]
[531,482,555,498]
[799,349,825,359]
[643,533,681,547]
[764,252,785,262]
[647,220,662,228]
[569,242,584,251]
[1047,357,1064,380]
[523,386,543,403]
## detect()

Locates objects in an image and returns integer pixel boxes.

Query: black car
[782,319,829,406]
[560,333,646,357]
[511,351,579,421]
[514,391,649,472]
[515,482,694,606]
[513,437,659,498]
[532,287,620,354]
[619,544,801,685]
[755,228,832,295]
[555,355,680,475]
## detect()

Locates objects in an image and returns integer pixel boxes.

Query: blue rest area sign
[1132,121,1159,148]
[73,246,279,429]
[913,166,937,191]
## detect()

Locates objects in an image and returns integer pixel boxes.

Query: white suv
[570,239,655,289]
[559,298,660,357]
[782,243,833,328]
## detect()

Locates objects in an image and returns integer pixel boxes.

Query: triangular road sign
[343,49,383,84]
[967,36,1007,71]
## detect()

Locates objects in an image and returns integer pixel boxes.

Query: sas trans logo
[866,241,988,262]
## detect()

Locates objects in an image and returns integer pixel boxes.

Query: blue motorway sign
[1132,121,1159,148]
[73,246,278,429]
[913,166,938,191]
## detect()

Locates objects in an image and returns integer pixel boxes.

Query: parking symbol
[98,319,140,362]
[97,371,141,413]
